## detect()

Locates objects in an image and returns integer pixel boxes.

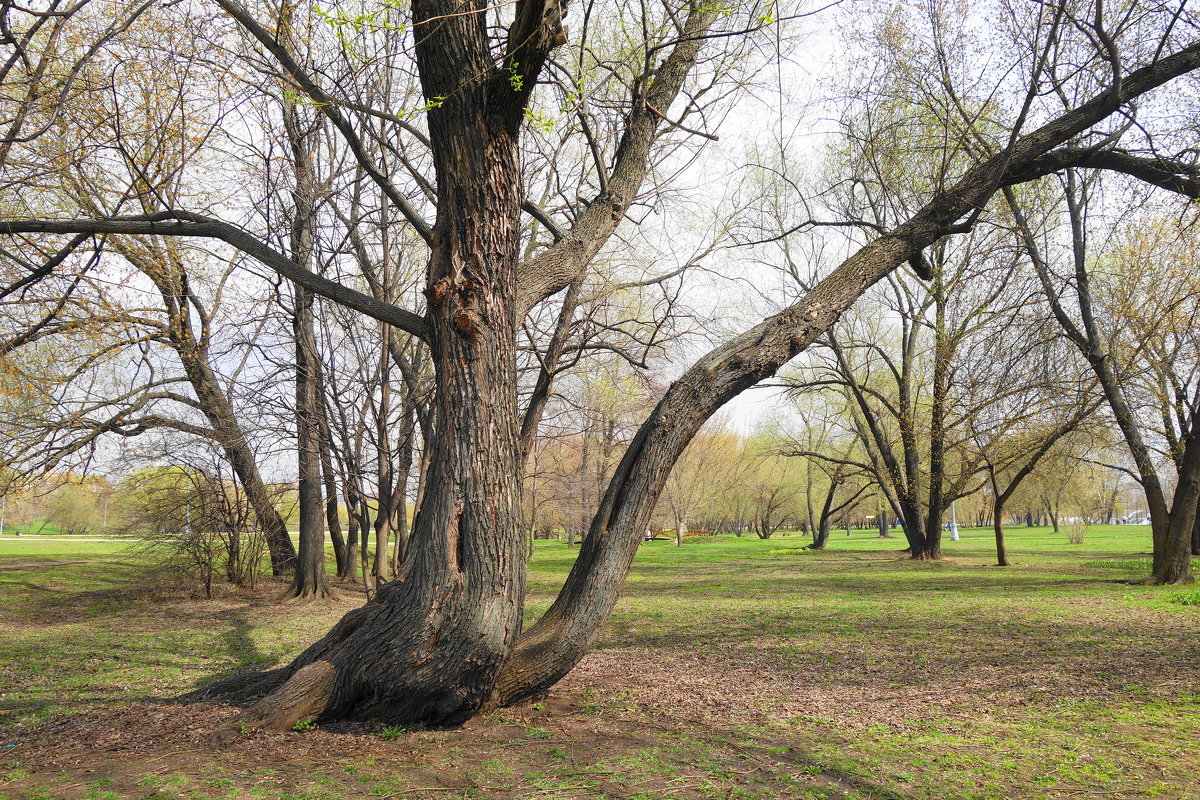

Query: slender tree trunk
[391,410,415,573]
[578,430,590,546]
[373,348,394,586]
[177,352,297,575]
[807,481,838,550]
[1192,496,1200,557]
[342,491,360,584]
[356,493,372,599]
[317,394,348,578]
[281,56,330,601]
[920,279,948,561]
[289,283,332,600]
[226,530,241,584]
[993,498,1009,567]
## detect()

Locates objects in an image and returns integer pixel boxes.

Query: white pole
[0,495,5,538]
[950,500,960,541]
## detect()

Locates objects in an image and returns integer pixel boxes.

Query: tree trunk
[919,277,948,561]
[390,410,415,574]
[993,499,1010,567]
[342,492,360,584]
[95,238,299,578]
[373,349,394,586]
[1192,495,1200,557]
[281,66,330,601]
[226,530,241,584]
[287,284,331,601]
[317,392,349,579]
[807,480,838,550]
[1150,412,1200,584]
[205,6,539,730]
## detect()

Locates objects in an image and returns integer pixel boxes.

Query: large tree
[2,0,1199,731]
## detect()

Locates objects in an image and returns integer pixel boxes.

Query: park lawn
[2,525,1199,799]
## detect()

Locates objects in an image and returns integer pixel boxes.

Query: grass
[1,524,1198,799]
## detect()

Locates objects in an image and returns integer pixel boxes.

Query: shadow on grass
[594,596,1200,697]
[216,611,277,673]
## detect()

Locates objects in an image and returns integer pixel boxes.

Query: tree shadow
[216,611,275,672]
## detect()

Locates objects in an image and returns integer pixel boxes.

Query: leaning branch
[0,212,432,341]
[493,39,1200,707]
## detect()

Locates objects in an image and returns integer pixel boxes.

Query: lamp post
[950,500,960,542]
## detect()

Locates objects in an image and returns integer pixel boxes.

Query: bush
[118,465,266,597]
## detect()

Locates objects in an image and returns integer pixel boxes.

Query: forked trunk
[806,482,837,550]
[207,5,533,729]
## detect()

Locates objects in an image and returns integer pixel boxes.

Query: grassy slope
[2,525,1198,799]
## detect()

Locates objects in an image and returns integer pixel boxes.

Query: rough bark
[199,0,558,731]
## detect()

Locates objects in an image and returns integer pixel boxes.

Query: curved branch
[0,212,431,341]
[1006,147,1200,197]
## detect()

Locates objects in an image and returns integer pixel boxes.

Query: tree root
[1133,574,1196,586]
[179,667,291,706]
[213,660,338,743]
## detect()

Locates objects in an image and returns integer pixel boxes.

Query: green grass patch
[1,524,1195,800]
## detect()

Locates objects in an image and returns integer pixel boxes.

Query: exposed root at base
[1132,574,1197,586]
[214,660,338,743]
[179,667,291,706]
